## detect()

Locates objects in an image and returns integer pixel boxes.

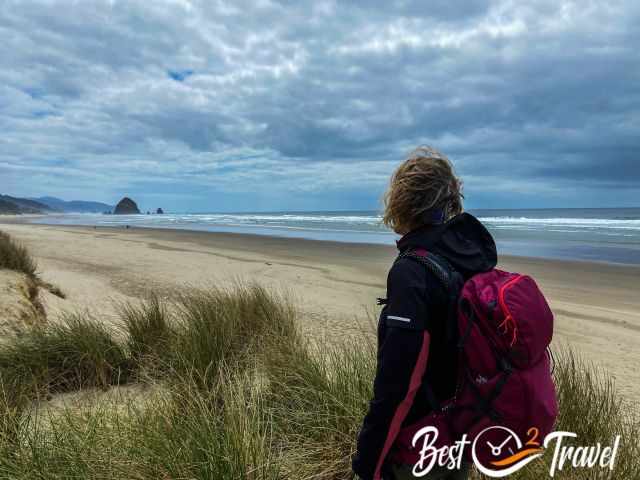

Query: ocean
[29,208,640,265]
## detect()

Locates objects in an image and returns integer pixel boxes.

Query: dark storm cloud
[0,0,638,209]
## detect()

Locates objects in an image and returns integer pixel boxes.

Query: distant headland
[0,194,164,216]
[0,194,113,214]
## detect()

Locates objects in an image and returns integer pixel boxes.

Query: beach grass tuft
[264,338,375,478]
[0,369,283,480]
[0,283,638,479]
[0,313,131,396]
[548,349,639,479]
[170,283,298,389]
[119,294,173,365]
[0,230,38,277]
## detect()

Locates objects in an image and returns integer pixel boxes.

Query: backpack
[390,248,558,468]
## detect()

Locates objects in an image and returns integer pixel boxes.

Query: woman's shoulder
[388,254,435,285]
[388,253,451,298]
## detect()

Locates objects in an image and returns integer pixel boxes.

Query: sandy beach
[1,221,639,404]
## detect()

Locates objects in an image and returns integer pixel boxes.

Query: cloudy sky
[1,0,638,212]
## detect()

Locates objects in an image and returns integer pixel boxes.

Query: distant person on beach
[352,147,498,480]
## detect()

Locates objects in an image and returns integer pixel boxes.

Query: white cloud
[0,0,638,209]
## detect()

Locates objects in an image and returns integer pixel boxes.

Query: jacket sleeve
[352,260,432,480]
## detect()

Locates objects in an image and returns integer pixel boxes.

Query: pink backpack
[391,249,558,467]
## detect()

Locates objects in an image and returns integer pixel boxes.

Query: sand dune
[0,269,45,338]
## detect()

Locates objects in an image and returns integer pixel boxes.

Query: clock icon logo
[472,426,544,478]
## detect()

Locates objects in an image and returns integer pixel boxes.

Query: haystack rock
[113,197,140,215]
[156,208,164,214]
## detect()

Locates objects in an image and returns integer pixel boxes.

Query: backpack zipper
[498,274,523,347]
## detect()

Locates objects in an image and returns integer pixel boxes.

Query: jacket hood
[396,212,497,278]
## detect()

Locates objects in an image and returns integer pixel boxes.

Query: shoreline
[1,221,639,405]
[4,215,640,269]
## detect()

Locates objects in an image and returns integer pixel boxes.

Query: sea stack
[156,208,164,214]
[113,197,141,215]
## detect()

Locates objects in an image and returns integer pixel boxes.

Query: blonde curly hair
[382,146,463,234]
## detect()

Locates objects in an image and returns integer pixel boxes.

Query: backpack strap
[458,355,514,433]
[395,249,463,414]
[397,248,454,293]
[397,248,462,345]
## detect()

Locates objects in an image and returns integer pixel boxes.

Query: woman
[352,147,497,480]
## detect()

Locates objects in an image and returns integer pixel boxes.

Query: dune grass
[170,284,297,389]
[0,314,131,397]
[0,313,131,451]
[0,370,282,480]
[118,294,173,365]
[0,230,38,277]
[263,337,375,478]
[0,283,638,479]
[0,230,65,300]
[0,284,293,479]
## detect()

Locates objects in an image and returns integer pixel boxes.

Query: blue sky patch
[167,69,194,82]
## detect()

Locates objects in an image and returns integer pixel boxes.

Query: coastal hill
[0,198,21,215]
[32,196,113,214]
[0,195,54,214]
[113,197,141,214]
[1,194,115,215]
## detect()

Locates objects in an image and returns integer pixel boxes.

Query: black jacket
[352,213,497,480]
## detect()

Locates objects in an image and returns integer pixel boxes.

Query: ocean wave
[34,212,640,233]
[199,214,382,223]
[109,213,384,225]
[478,217,640,230]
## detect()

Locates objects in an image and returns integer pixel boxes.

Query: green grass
[261,334,375,479]
[0,370,282,480]
[169,283,298,389]
[0,284,293,479]
[0,284,638,480]
[0,314,131,397]
[0,370,31,448]
[0,230,38,277]
[0,313,132,452]
[118,294,173,366]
